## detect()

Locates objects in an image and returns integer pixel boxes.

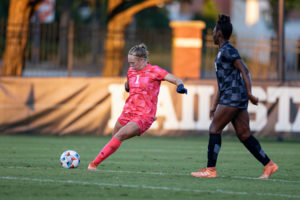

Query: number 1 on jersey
[135,75,140,84]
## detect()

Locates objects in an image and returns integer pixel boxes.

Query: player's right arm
[163,73,187,94]
[210,90,220,119]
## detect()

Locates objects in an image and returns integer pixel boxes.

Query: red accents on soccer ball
[60,150,80,169]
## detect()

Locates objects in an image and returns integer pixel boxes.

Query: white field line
[99,169,300,184]
[230,176,300,183]
[2,166,300,184]
[1,176,300,199]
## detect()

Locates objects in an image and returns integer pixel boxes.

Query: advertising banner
[0,78,299,138]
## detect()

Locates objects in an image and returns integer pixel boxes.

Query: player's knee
[114,128,137,141]
[112,132,116,137]
[114,133,126,141]
[237,131,250,141]
[209,126,220,134]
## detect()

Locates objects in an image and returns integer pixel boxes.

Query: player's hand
[249,94,259,105]
[176,84,187,94]
[209,107,216,119]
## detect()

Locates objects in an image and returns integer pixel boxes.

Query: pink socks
[93,137,122,165]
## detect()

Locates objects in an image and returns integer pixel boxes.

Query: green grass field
[0,135,299,200]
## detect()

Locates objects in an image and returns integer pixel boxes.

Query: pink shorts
[117,112,155,135]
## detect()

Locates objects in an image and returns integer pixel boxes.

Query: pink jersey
[122,63,168,118]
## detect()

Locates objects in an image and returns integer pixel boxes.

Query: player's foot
[191,167,217,178]
[87,161,97,170]
[259,160,278,179]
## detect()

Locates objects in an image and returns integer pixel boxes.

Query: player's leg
[113,121,140,141]
[191,105,238,178]
[232,109,270,163]
[231,109,278,178]
[88,121,124,170]
[207,105,238,166]
[112,121,124,137]
[88,121,140,170]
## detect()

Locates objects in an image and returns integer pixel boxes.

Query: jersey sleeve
[152,65,169,80]
[224,47,241,63]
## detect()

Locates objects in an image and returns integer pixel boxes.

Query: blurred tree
[58,0,72,66]
[264,0,300,36]
[102,0,173,76]
[54,0,105,66]
[135,6,170,29]
[1,0,42,76]
[54,0,107,25]
[0,0,9,19]
[192,0,218,34]
[202,0,219,19]
[0,0,175,76]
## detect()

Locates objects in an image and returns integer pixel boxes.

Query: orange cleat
[259,160,278,179]
[87,161,98,170]
[191,167,217,178]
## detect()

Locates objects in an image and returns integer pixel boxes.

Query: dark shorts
[219,96,248,109]
[219,101,248,109]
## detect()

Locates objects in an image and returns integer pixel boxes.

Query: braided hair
[216,14,233,40]
[128,43,149,59]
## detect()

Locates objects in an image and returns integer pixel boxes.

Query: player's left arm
[163,73,187,94]
[233,59,258,105]
[124,77,129,92]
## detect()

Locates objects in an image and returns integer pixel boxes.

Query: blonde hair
[128,43,149,59]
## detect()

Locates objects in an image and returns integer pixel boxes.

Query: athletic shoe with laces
[191,167,217,178]
[259,160,278,179]
[87,161,98,170]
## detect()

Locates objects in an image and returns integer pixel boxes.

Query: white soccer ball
[60,150,80,169]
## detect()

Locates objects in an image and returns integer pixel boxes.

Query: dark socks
[242,135,270,166]
[207,134,222,167]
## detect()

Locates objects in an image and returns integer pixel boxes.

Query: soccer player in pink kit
[88,43,187,170]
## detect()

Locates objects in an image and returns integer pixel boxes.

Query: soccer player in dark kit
[191,14,278,178]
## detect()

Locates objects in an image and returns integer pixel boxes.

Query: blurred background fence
[203,29,300,80]
[0,20,300,80]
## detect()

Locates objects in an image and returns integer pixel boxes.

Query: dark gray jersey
[215,42,248,109]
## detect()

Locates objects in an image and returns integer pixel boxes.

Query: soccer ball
[60,150,80,169]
